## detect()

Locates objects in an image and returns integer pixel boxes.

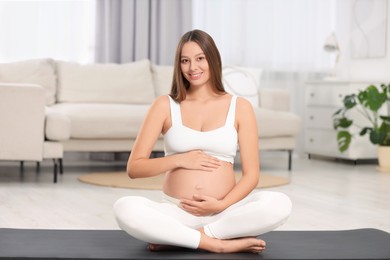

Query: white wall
[335,0,390,82]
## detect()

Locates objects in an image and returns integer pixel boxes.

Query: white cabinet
[304,81,378,160]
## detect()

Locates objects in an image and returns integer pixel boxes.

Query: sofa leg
[19,161,25,179]
[52,159,58,183]
[59,158,63,175]
[288,150,292,171]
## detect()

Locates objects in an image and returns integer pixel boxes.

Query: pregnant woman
[114,29,292,254]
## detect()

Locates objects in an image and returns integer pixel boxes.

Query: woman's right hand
[176,150,221,171]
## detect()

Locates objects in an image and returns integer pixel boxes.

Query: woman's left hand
[180,194,224,216]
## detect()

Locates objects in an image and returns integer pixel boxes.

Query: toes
[251,247,265,254]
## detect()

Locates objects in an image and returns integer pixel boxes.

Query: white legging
[114,191,292,249]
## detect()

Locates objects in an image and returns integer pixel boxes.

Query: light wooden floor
[1,153,389,232]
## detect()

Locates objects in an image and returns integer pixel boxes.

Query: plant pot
[377,146,390,173]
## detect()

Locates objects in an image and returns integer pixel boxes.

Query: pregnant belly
[162,161,236,200]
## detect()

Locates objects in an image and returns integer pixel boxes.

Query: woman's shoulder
[148,95,171,115]
[234,96,255,121]
[235,96,253,110]
[152,95,171,107]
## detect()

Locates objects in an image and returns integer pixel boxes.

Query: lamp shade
[324,33,339,52]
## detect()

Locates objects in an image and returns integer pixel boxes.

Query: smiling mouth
[189,72,202,80]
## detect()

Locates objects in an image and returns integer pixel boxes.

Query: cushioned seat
[45,106,71,141]
[255,108,301,138]
[49,103,150,139]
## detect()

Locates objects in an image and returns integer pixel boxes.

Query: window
[0,0,96,63]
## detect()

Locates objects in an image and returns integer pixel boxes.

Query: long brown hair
[170,29,225,102]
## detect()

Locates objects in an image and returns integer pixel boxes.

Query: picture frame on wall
[351,0,388,59]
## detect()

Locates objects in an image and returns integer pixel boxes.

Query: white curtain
[95,0,192,65]
[0,1,96,63]
[193,0,335,71]
[192,0,336,156]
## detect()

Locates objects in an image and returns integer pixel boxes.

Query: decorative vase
[377,146,390,173]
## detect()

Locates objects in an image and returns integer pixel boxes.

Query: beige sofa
[0,83,63,182]
[0,58,301,177]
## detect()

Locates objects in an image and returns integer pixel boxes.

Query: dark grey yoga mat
[0,228,389,259]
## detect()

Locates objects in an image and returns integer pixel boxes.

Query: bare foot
[199,234,266,253]
[220,237,266,253]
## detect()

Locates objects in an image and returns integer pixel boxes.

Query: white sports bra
[164,95,238,164]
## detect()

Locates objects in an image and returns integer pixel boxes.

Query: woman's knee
[114,196,154,232]
[270,192,292,222]
[113,196,148,221]
[253,191,292,220]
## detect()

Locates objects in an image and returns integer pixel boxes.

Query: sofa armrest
[0,83,45,161]
[258,88,291,111]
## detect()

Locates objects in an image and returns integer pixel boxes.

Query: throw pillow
[222,66,262,107]
[0,58,57,105]
[57,59,155,104]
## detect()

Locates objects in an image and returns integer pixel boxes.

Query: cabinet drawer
[305,129,341,155]
[305,107,336,129]
[304,129,378,159]
[306,85,350,106]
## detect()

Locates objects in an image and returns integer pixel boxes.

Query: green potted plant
[333,83,390,172]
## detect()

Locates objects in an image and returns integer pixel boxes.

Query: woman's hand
[180,194,225,216]
[177,150,221,171]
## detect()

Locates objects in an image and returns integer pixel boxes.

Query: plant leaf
[357,90,367,105]
[359,127,372,136]
[379,119,390,146]
[343,94,357,109]
[370,130,386,145]
[380,115,390,122]
[337,131,351,152]
[363,85,387,112]
[380,83,390,96]
[333,117,353,129]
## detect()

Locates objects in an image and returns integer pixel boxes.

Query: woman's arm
[127,96,221,179]
[127,96,173,178]
[219,97,260,207]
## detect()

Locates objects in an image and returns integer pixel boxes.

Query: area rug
[1,228,390,259]
[78,172,289,189]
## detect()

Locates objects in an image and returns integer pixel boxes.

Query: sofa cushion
[49,103,149,139]
[258,88,291,111]
[0,59,56,105]
[254,107,301,138]
[57,59,155,104]
[151,64,174,96]
[45,107,71,141]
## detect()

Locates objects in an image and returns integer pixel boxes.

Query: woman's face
[180,41,210,88]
